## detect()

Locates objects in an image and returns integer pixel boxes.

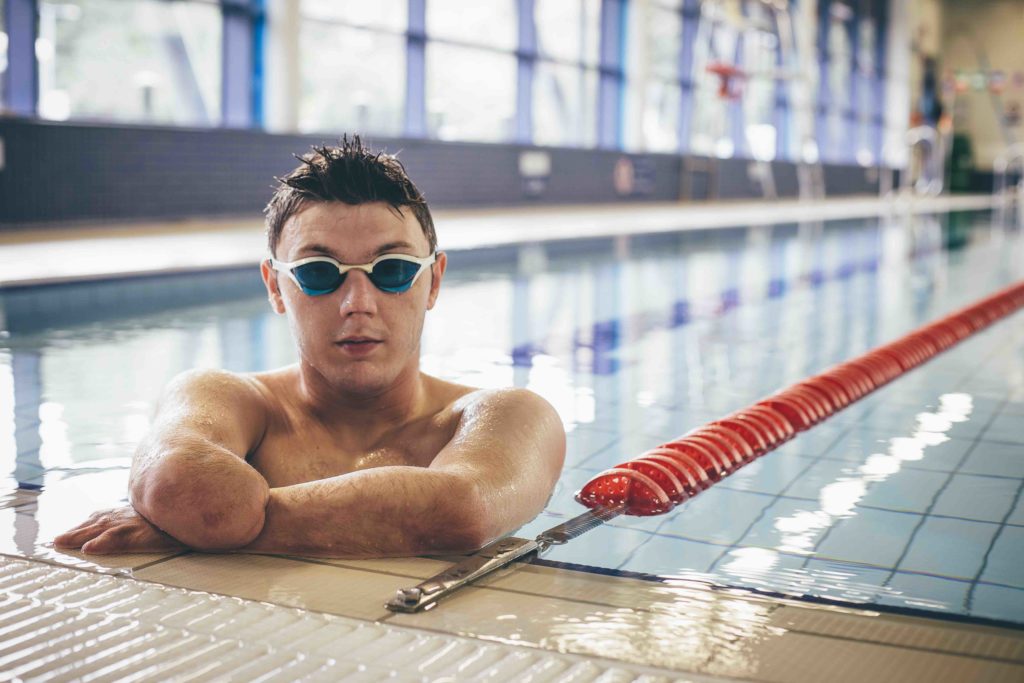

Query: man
[55,137,565,558]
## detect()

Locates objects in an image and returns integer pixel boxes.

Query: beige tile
[741,630,1024,683]
[134,553,406,621]
[770,604,1024,664]
[388,577,782,677]
[0,509,180,574]
[311,554,457,580]
[389,561,1024,682]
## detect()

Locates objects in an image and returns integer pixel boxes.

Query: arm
[130,369,270,549]
[243,388,565,557]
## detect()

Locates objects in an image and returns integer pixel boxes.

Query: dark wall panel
[0,119,886,227]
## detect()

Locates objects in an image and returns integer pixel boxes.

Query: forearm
[243,467,496,558]
[130,437,269,550]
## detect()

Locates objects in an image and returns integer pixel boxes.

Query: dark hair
[264,135,436,256]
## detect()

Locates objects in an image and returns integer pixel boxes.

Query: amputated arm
[128,369,270,550]
[243,388,565,558]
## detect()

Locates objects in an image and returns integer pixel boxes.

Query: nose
[337,270,379,316]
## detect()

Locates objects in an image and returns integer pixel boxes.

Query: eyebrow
[295,241,419,260]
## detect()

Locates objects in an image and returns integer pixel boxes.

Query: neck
[297,361,428,448]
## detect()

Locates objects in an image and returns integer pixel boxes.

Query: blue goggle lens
[292,257,422,295]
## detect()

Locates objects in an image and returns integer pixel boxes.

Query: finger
[81,529,124,555]
[53,523,105,549]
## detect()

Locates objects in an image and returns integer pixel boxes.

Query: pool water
[2,209,1022,627]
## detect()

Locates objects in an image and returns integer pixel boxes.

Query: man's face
[261,201,446,397]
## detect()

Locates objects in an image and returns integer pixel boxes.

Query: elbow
[434,478,500,553]
[131,455,268,551]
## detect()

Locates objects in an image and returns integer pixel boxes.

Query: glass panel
[855,17,877,165]
[624,3,681,151]
[535,0,600,66]
[301,0,407,32]
[533,62,597,147]
[689,2,741,157]
[743,1,779,161]
[37,0,221,125]
[426,43,516,142]
[427,0,516,50]
[824,3,853,162]
[0,0,6,110]
[299,23,405,136]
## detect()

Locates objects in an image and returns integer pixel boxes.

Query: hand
[54,506,185,555]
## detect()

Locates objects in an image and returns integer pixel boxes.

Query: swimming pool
[2,208,1022,629]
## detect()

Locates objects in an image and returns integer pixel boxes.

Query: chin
[332,365,395,396]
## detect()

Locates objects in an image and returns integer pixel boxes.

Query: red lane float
[577,280,1024,516]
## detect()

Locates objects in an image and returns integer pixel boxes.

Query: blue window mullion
[597,0,625,150]
[515,0,536,145]
[4,0,37,116]
[405,0,426,137]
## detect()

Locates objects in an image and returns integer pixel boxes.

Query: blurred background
[1,0,1022,227]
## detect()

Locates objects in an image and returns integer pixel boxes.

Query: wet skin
[55,201,566,557]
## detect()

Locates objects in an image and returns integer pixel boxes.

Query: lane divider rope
[576,280,1024,516]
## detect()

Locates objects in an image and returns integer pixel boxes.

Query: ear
[426,252,447,310]
[260,259,287,314]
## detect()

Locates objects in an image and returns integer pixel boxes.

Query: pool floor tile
[970,583,1024,624]
[898,517,1001,581]
[719,453,816,496]
[652,487,774,546]
[982,414,1024,445]
[542,524,652,569]
[857,468,949,514]
[814,509,922,568]
[961,441,1024,478]
[979,526,1024,587]
[932,474,1021,523]
[615,534,727,575]
[878,572,970,614]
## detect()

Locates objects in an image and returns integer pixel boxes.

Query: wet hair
[264,135,436,257]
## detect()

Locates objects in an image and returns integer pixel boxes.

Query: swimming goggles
[269,252,437,295]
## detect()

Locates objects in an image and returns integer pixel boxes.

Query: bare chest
[248,415,455,488]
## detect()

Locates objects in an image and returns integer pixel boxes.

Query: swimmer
[55,136,565,558]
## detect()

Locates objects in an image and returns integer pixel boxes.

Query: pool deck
[0,193,1001,288]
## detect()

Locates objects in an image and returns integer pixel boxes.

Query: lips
[335,336,383,356]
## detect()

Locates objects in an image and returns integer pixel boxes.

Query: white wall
[940,0,1024,170]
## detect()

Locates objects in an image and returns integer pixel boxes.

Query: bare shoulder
[160,367,267,410]
[152,368,270,453]
[449,386,565,444]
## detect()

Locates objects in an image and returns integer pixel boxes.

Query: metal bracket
[385,536,539,613]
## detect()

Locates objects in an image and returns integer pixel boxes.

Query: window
[855,16,878,165]
[425,0,517,143]
[534,61,597,147]
[535,0,599,67]
[823,2,854,163]
[426,43,516,142]
[301,0,406,32]
[298,17,405,136]
[533,0,600,147]
[689,1,741,157]
[427,0,516,50]
[37,0,222,125]
[624,2,683,152]
[742,1,779,161]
